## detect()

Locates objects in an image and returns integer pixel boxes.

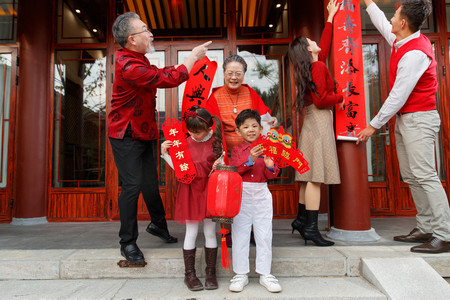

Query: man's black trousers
[109,132,168,246]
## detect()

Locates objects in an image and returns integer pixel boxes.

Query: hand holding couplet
[264,155,275,169]
[327,0,340,23]
[250,144,264,163]
[161,140,173,155]
[356,125,376,144]
[268,117,278,128]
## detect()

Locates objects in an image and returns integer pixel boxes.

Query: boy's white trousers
[232,182,273,275]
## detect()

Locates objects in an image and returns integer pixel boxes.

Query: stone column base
[326,226,380,242]
[11,217,48,226]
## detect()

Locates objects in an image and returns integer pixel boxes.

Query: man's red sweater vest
[389,34,437,114]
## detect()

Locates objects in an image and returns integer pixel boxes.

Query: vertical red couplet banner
[162,118,197,184]
[181,56,217,133]
[333,0,367,141]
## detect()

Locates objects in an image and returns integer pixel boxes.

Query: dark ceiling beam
[245,0,251,27]
[212,0,216,28]
[254,0,262,26]
[194,0,200,28]
[160,0,172,29]
[185,0,192,28]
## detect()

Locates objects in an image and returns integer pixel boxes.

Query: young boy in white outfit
[228,109,282,293]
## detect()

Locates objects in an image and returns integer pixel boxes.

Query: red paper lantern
[207,165,242,223]
[207,165,242,269]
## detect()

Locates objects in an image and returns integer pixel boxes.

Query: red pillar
[326,0,379,241]
[331,142,371,230]
[14,0,52,221]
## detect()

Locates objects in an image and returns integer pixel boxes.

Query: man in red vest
[109,12,211,263]
[358,0,450,253]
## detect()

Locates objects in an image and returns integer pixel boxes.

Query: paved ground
[0,277,388,300]
[1,217,449,300]
[0,217,416,250]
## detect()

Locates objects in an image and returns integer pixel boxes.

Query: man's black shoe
[146,222,178,243]
[120,244,144,263]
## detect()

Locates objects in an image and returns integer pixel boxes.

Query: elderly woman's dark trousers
[109,134,167,247]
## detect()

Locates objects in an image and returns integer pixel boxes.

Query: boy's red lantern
[207,165,242,269]
[207,165,242,223]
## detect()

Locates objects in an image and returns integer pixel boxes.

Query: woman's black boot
[291,203,306,239]
[303,210,334,246]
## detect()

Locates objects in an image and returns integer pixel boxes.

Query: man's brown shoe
[410,237,450,253]
[393,228,432,243]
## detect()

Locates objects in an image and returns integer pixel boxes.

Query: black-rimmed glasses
[129,29,151,36]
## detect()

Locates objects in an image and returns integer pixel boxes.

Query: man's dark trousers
[109,128,168,247]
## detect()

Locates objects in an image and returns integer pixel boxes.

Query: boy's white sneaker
[229,274,249,292]
[259,274,282,293]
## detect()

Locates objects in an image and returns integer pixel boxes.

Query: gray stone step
[1,246,449,281]
[0,277,387,300]
[362,257,450,300]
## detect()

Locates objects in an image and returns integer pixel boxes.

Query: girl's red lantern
[207,165,242,223]
[207,165,242,269]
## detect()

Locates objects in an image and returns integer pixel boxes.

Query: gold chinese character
[269,146,278,155]
[175,151,185,159]
[180,163,189,171]
[169,128,178,136]
[281,150,290,160]
[293,157,303,167]
[173,140,182,147]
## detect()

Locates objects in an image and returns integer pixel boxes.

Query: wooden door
[0,48,17,222]
[362,36,449,216]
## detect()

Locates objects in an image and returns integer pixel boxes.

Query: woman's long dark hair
[288,36,317,111]
[185,106,223,159]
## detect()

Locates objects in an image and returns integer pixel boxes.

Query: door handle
[378,130,390,146]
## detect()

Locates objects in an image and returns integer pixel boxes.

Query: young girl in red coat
[288,0,344,247]
[161,106,224,291]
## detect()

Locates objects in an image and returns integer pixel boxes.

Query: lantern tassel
[219,224,231,270]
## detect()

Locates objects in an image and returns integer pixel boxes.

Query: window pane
[238,44,293,184]
[145,51,166,186]
[433,43,446,180]
[361,0,435,34]
[53,50,106,187]
[56,0,107,44]
[362,44,386,182]
[435,92,445,180]
[236,0,288,39]
[0,0,18,43]
[0,54,12,188]
[447,0,450,32]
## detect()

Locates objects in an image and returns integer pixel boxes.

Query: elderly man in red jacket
[358,0,450,253]
[109,12,211,263]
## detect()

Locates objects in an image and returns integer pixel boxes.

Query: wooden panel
[369,185,393,216]
[111,188,169,221]
[136,190,169,220]
[0,192,9,222]
[48,189,107,221]
[271,185,297,218]
[395,185,417,216]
